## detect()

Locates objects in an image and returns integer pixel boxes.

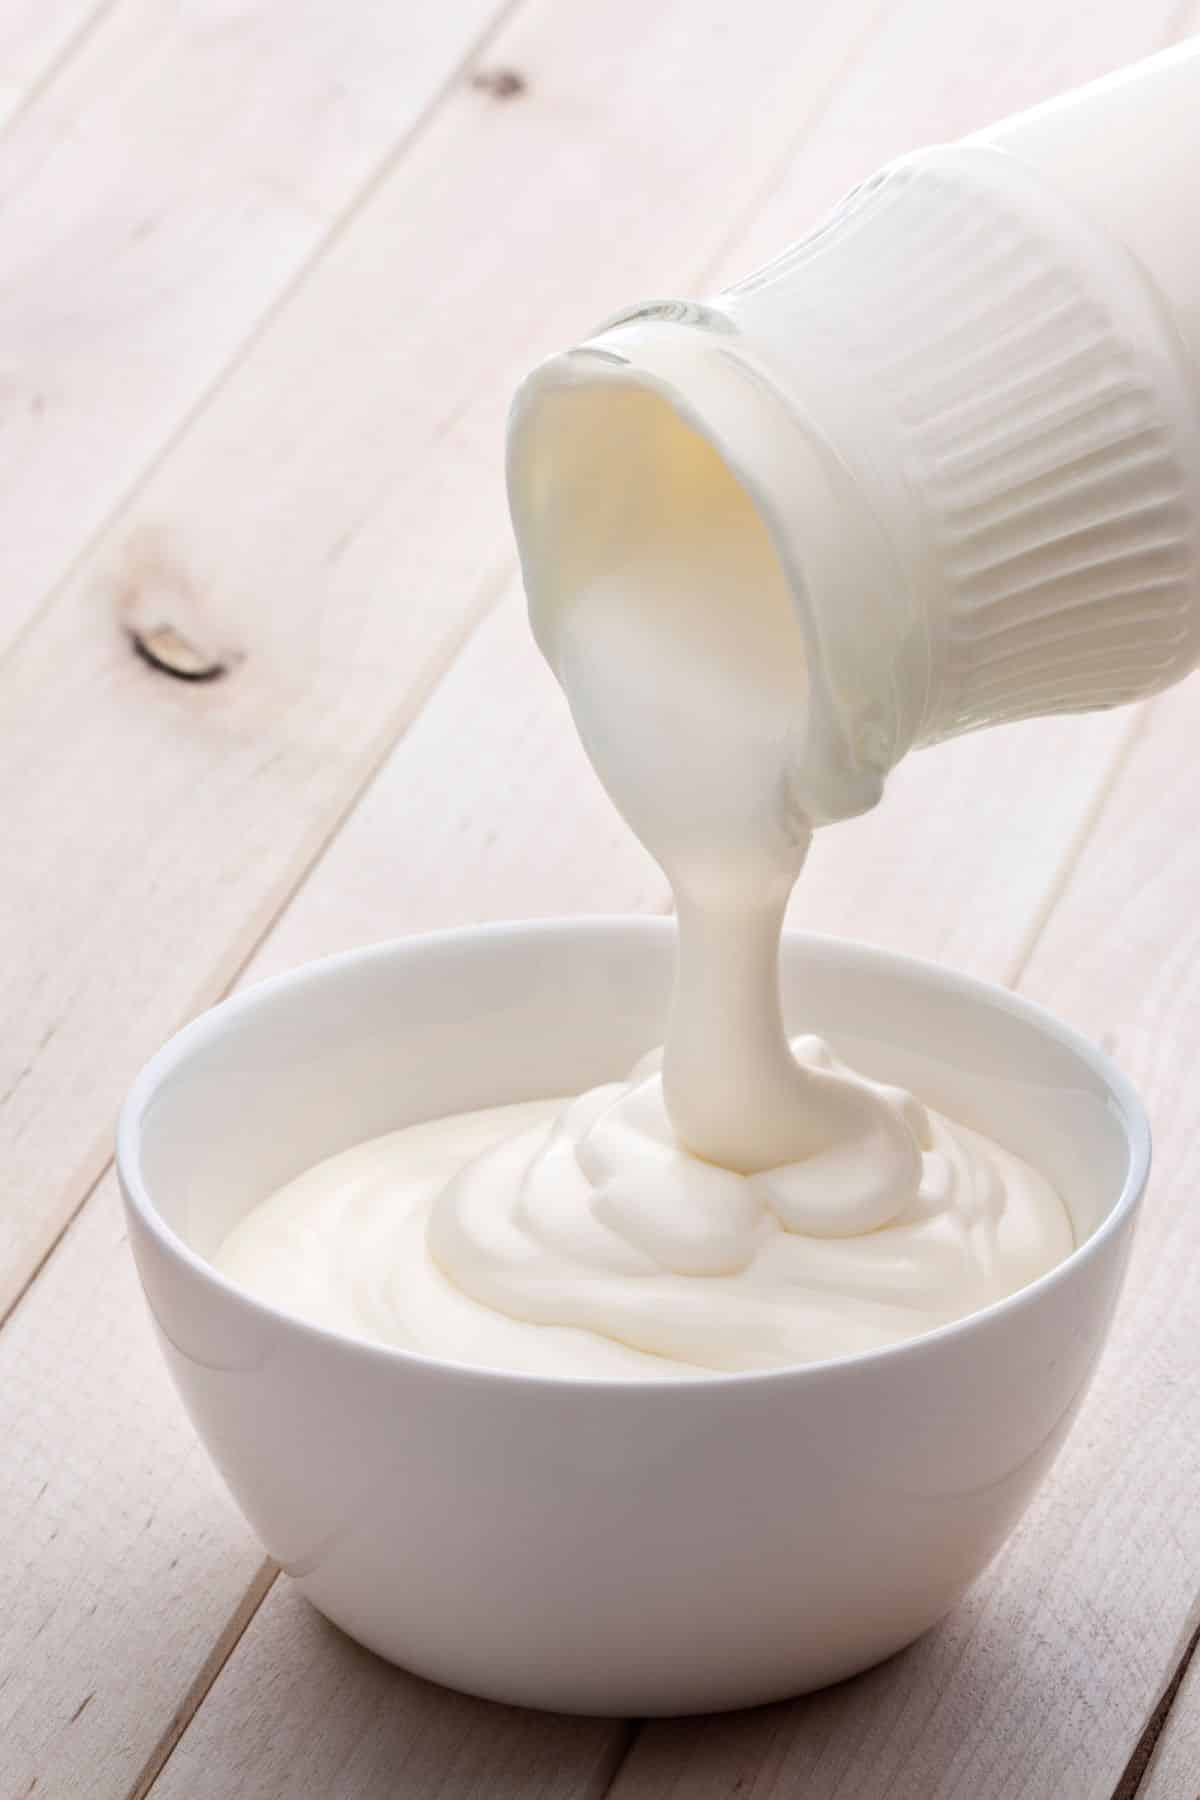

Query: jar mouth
[507,315,910,827]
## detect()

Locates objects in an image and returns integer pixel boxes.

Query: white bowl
[117,920,1147,1715]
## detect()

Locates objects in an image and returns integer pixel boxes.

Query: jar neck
[507,315,915,827]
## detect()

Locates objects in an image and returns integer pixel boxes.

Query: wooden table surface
[4,2,1200,1796]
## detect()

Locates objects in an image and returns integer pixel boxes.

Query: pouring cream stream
[542,381,921,1216]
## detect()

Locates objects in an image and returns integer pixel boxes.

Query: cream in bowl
[117,920,1146,1714]
[214,1033,1073,1379]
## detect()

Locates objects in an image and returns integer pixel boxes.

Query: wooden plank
[0,4,894,1795]
[0,0,887,1317]
[250,588,668,979]
[0,0,506,652]
[146,1582,631,1800]
[0,0,110,133]
[1137,1636,1200,1800]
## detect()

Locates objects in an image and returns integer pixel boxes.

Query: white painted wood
[0,0,505,653]
[146,1582,630,1800]
[0,0,109,132]
[1138,1639,1200,1800]
[0,0,887,1315]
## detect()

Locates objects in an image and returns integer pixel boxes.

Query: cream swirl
[425,1038,1072,1372]
[217,1044,1072,1377]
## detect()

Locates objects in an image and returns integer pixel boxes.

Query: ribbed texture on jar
[726,151,1200,743]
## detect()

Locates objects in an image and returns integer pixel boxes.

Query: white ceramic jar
[509,42,1200,826]
[118,921,1147,1715]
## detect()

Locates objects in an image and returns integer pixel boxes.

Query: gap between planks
[0,0,118,138]
[123,1575,647,1800]
[1113,1607,1200,1800]
[127,1558,278,1800]
[1133,1612,1200,1798]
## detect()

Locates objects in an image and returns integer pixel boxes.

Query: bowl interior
[124,921,1141,1264]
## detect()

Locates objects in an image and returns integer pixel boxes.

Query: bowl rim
[116,916,1151,1396]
